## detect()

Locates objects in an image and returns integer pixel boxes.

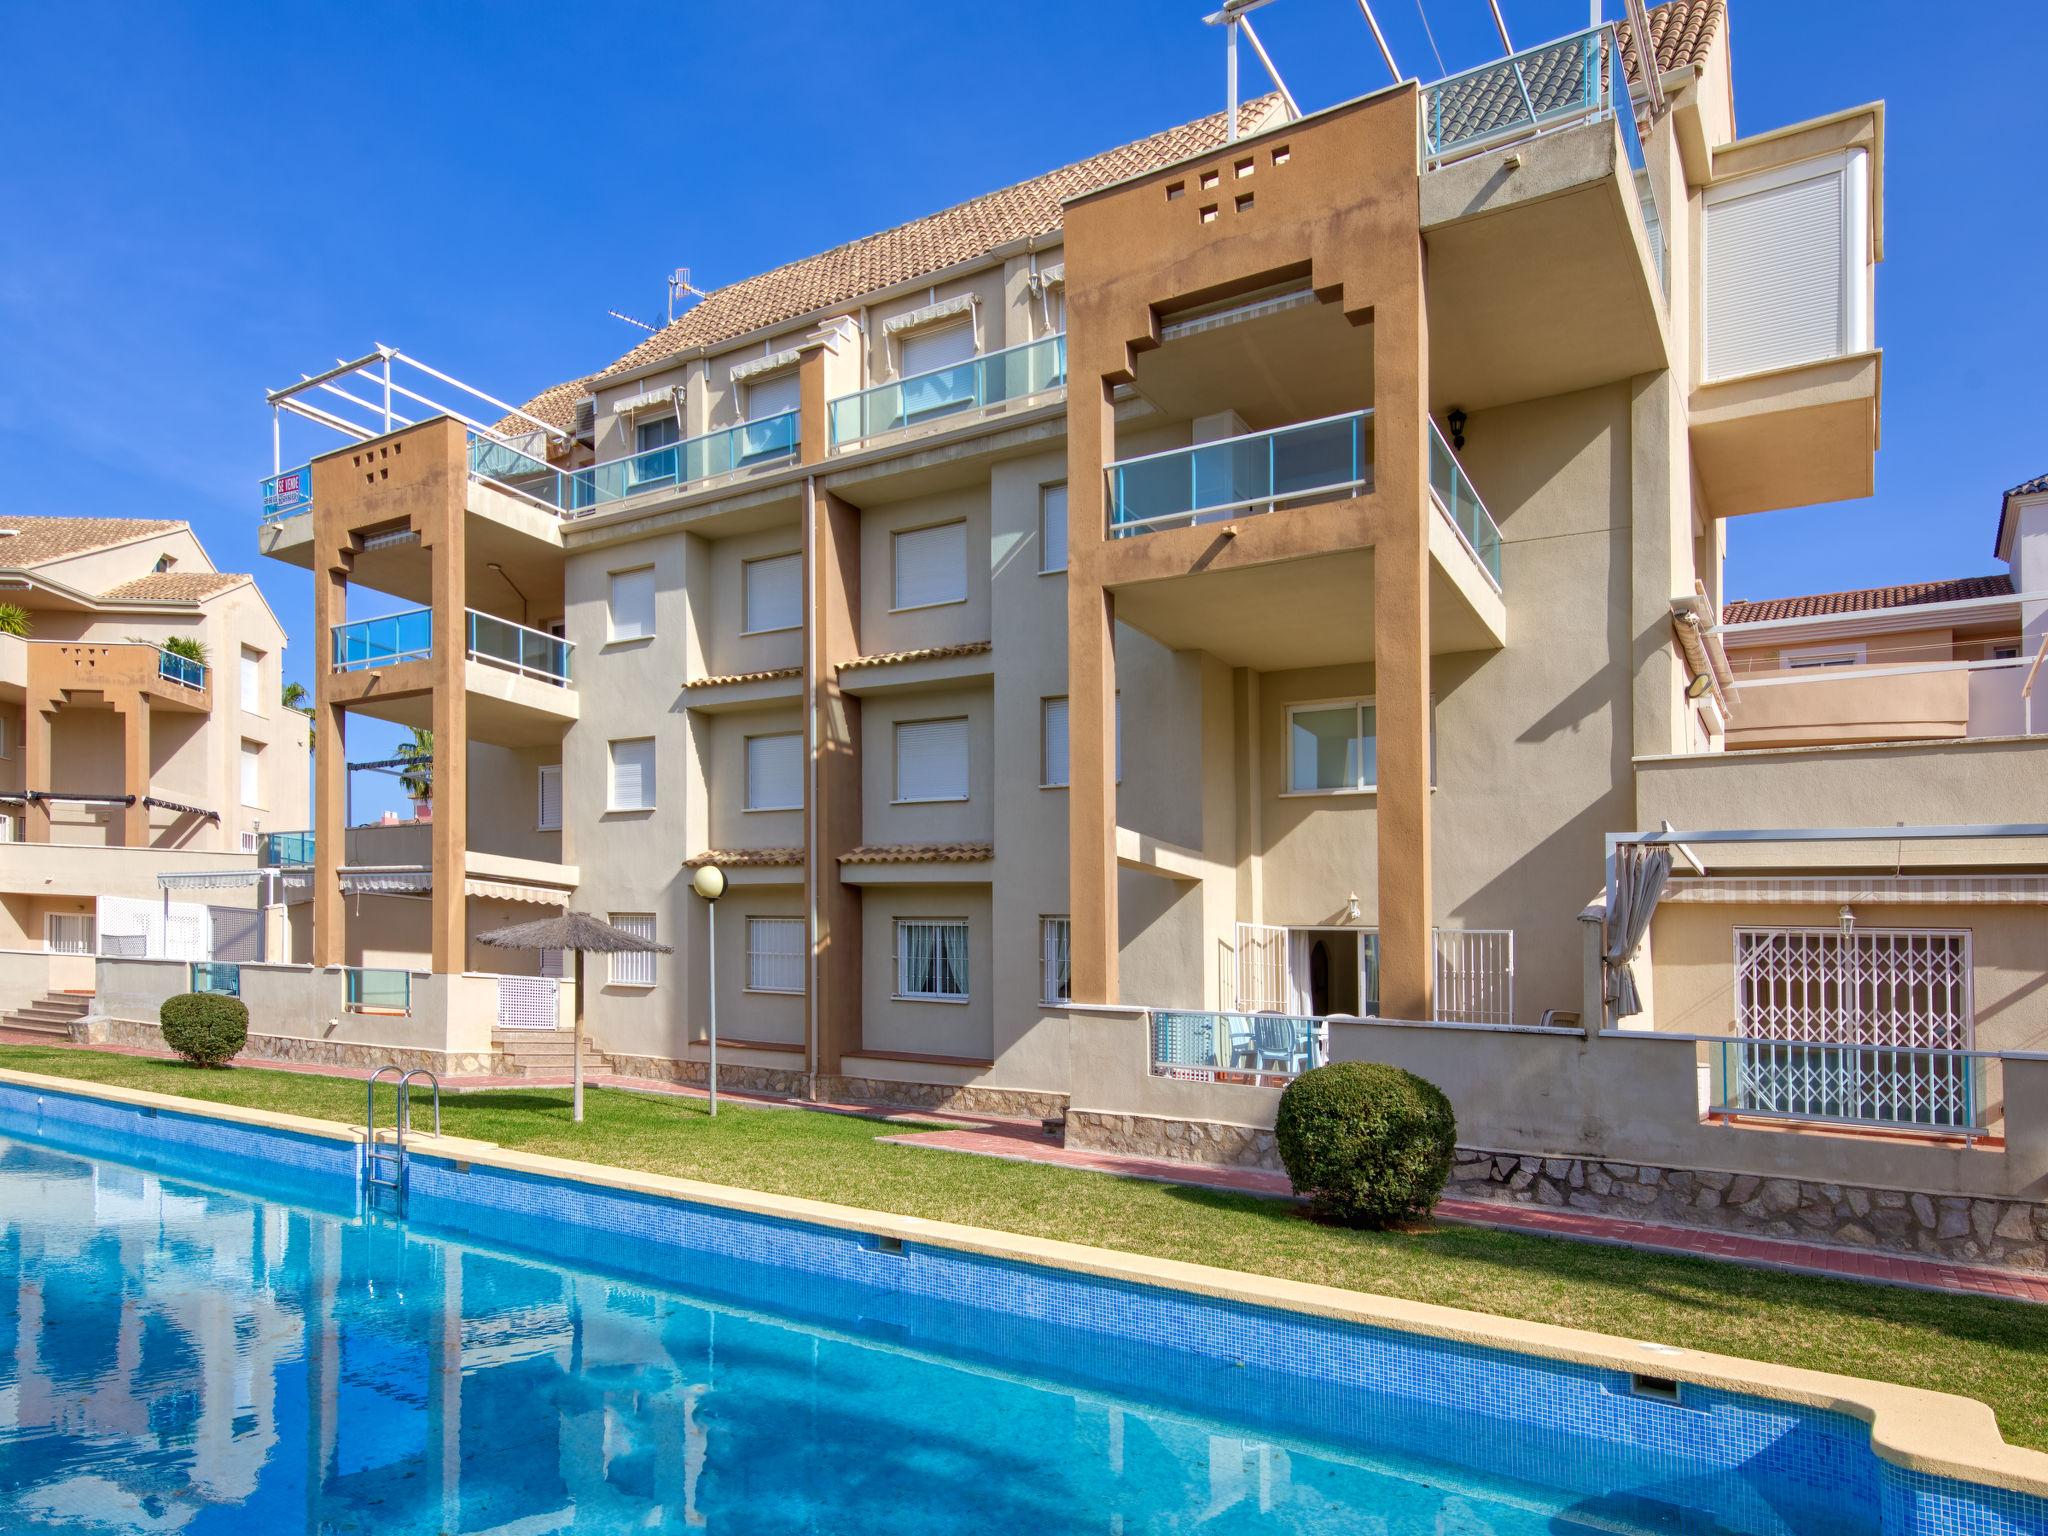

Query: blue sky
[2,0,2043,813]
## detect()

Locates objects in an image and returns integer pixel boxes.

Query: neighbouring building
[0,517,311,1015]
[89,2,2048,1265]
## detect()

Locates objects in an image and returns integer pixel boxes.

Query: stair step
[0,1018,73,1037]
[32,996,90,1014]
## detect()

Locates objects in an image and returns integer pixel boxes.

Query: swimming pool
[1,1077,2042,1535]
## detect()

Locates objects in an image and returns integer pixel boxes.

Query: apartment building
[0,517,309,1000]
[143,1,2046,1261]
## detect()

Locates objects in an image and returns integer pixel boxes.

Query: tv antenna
[1202,0,1299,138]
[607,310,657,332]
[668,267,709,323]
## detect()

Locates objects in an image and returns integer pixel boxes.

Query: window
[898,321,978,419]
[746,917,806,993]
[0,715,10,758]
[1039,483,1068,574]
[1288,701,1376,793]
[892,520,967,610]
[895,919,968,1002]
[46,913,94,955]
[1040,916,1071,1003]
[240,830,260,853]
[1780,645,1864,670]
[635,415,680,454]
[240,648,263,713]
[607,913,656,986]
[240,741,263,808]
[1993,645,2021,662]
[154,553,176,573]
[895,718,969,803]
[1040,695,1120,787]
[537,764,562,831]
[0,812,14,843]
[746,370,801,422]
[742,553,802,634]
[539,948,565,979]
[745,732,803,812]
[608,737,656,811]
[608,566,656,643]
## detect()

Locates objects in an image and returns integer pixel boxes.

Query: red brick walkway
[880,1121,2048,1305]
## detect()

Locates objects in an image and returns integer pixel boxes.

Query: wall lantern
[1446,407,1468,450]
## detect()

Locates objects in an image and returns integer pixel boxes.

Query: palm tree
[0,603,30,638]
[281,681,310,713]
[395,727,433,811]
[160,635,208,666]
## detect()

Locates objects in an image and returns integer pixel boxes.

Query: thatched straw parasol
[478,910,671,1122]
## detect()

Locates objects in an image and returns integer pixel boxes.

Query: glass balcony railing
[344,966,412,1015]
[1151,1011,1328,1082]
[1708,1039,1995,1137]
[261,831,315,867]
[467,609,572,686]
[261,464,312,522]
[190,962,241,998]
[829,334,1066,449]
[332,608,431,672]
[1107,410,1374,537]
[1428,422,1504,587]
[157,650,207,690]
[466,417,799,518]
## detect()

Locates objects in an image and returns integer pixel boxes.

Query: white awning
[339,867,432,895]
[155,869,266,891]
[1664,875,2048,906]
[464,877,570,907]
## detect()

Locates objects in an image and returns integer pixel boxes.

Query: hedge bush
[160,992,249,1069]
[1274,1061,1457,1228]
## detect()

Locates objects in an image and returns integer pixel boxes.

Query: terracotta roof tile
[684,664,803,689]
[99,572,247,602]
[491,375,596,443]
[2008,471,2048,501]
[1617,0,1725,85]
[839,842,993,865]
[1722,575,2016,625]
[837,641,992,673]
[0,517,185,568]
[683,847,804,868]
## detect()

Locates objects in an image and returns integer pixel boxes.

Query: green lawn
[6,1043,2047,1449]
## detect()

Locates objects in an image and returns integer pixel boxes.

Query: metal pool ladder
[365,1066,440,1216]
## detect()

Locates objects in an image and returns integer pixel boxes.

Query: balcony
[260,830,315,867]
[468,417,798,517]
[156,649,207,692]
[262,463,311,523]
[1106,411,1373,538]
[330,608,571,687]
[1721,647,2046,752]
[829,333,1066,450]
[1427,422,1503,587]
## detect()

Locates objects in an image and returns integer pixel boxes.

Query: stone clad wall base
[77,1016,503,1076]
[1448,1151,2048,1270]
[815,1075,1068,1120]
[605,1054,810,1099]
[1067,1108,1280,1170]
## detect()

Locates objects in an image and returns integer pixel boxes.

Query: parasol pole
[573,947,586,1123]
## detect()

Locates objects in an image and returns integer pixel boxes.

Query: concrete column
[1067,369,1120,1006]
[311,559,347,968]
[21,705,51,844]
[798,344,828,465]
[117,697,150,848]
[427,512,468,976]
[1630,369,1684,758]
[806,487,863,1076]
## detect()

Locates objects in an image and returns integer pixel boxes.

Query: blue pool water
[0,1091,2041,1535]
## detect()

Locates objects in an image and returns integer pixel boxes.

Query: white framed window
[892,520,967,611]
[1040,916,1071,1003]
[895,717,969,803]
[45,913,94,955]
[0,811,17,843]
[0,714,10,757]
[607,913,656,986]
[537,764,563,831]
[240,830,259,853]
[608,737,656,811]
[1040,695,1120,787]
[635,415,680,455]
[1039,483,1068,574]
[1702,149,1871,383]
[1287,700,1376,793]
[894,918,968,1002]
[746,917,806,994]
[898,321,978,421]
[745,370,802,423]
[1780,644,1865,670]
[607,566,657,643]
[240,647,264,713]
[742,552,803,634]
[240,740,263,808]
[539,948,565,979]
[745,732,804,812]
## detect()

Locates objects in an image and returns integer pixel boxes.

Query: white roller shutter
[609,738,655,810]
[895,718,969,802]
[745,733,803,811]
[537,765,562,830]
[746,370,802,421]
[900,320,976,378]
[1041,697,1069,787]
[743,553,802,633]
[608,566,656,641]
[893,521,967,609]
[1703,156,1855,382]
[240,742,262,807]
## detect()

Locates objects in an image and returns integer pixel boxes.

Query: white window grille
[240,830,259,853]
[1039,916,1071,1003]
[895,919,968,1001]
[742,552,802,634]
[609,738,655,811]
[45,913,95,955]
[608,566,657,642]
[1039,483,1068,574]
[894,718,969,803]
[496,975,560,1031]
[745,733,804,811]
[537,764,563,830]
[892,521,967,610]
[1432,930,1515,1025]
[1734,928,1971,1048]
[608,914,656,986]
[1233,922,1289,1013]
[746,918,806,994]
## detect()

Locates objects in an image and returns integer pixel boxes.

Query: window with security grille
[746,918,805,994]
[1040,917,1070,1003]
[895,919,968,1002]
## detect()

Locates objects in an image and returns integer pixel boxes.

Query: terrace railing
[466,416,799,518]
[156,649,208,691]
[1107,410,1374,538]
[261,830,316,868]
[467,610,572,686]
[1428,422,1504,587]
[1151,1010,1327,1083]
[344,966,412,1015]
[190,961,241,998]
[830,334,1066,450]
[1707,1038,1996,1138]
[262,464,312,522]
[331,608,431,672]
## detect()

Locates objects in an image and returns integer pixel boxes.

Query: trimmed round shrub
[1275,1061,1456,1228]
[160,992,249,1069]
